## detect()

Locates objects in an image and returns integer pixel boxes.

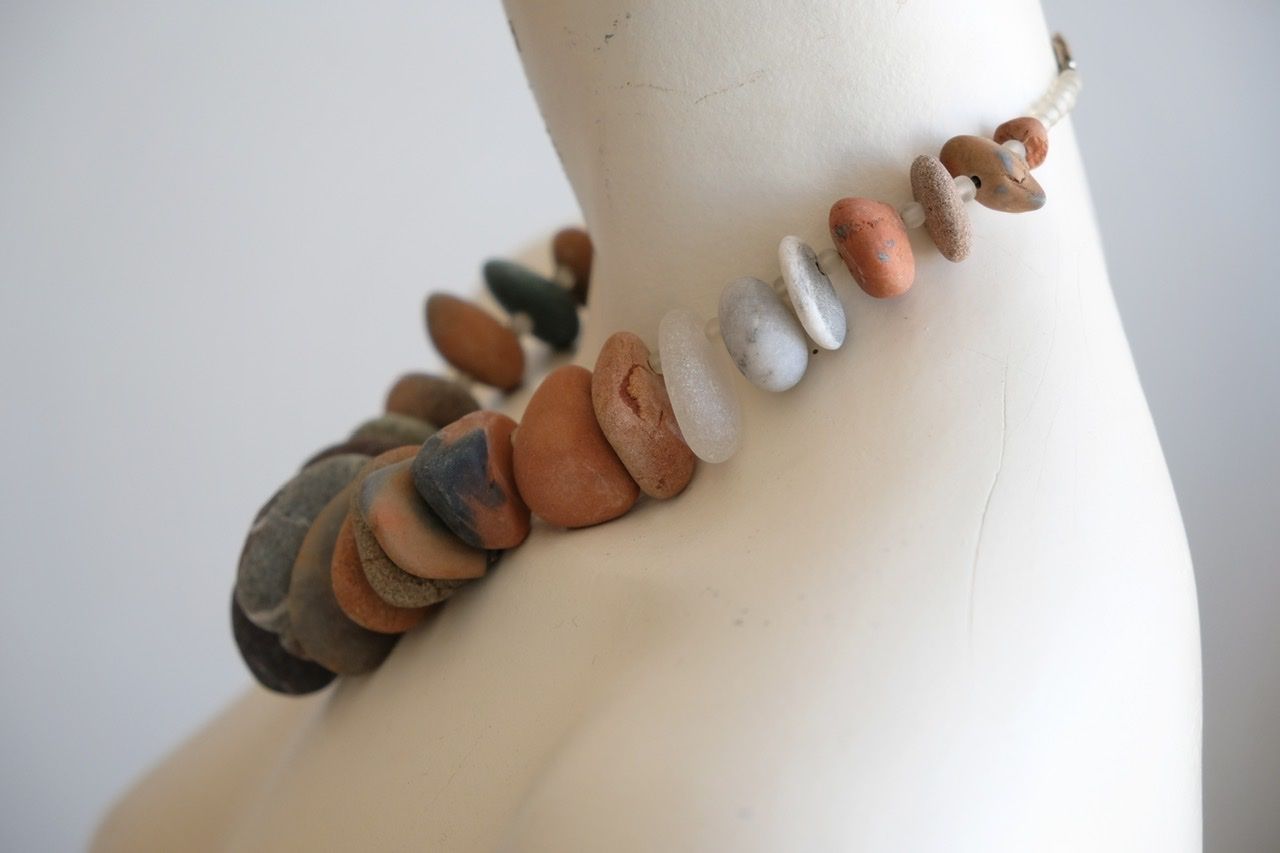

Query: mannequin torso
[96,1,1201,850]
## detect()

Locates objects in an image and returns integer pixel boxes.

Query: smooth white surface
[93,0,1201,850]
[1,2,1277,851]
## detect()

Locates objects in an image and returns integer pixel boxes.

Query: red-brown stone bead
[513,364,640,528]
[412,410,531,549]
[331,514,429,634]
[993,116,1049,169]
[828,197,915,299]
[592,332,695,499]
[552,227,593,305]
[425,294,524,392]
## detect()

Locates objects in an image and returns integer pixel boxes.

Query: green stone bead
[483,259,580,350]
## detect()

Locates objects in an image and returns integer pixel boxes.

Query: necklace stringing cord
[231,34,1082,694]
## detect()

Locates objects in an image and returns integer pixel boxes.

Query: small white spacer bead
[551,264,576,290]
[954,174,978,203]
[1001,138,1028,160]
[446,368,475,391]
[703,314,721,341]
[816,247,842,275]
[508,311,534,336]
[899,201,926,229]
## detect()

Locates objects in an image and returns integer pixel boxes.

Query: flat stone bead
[348,448,467,608]
[512,364,640,527]
[993,116,1049,168]
[285,483,398,675]
[939,135,1046,213]
[778,236,846,350]
[384,372,480,427]
[349,413,436,447]
[412,410,530,549]
[425,294,525,392]
[658,308,743,463]
[301,436,400,470]
[910,155,973,262]
[231,591,335,695]
[718,276,809,392]
[235,453,367,633]
[483,259,580,350]
[828,197,916,299]
[591,331,696,499]
[552,227,593,305]
[331,514,429,634]
[358,459,494,580]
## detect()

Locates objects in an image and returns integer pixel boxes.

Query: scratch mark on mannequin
[694,69,768,104]
[968,359,1010,642]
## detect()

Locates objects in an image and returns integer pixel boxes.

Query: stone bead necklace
[231,35,1081,693]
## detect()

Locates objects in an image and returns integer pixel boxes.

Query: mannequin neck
[504,0,1057,356]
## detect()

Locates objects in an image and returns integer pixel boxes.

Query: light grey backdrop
[0,2,1275,850]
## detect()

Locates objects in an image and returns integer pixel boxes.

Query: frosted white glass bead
[954,175,978,203]
[718,276,809,392]
[777,236,847,350]
[899,201,927,229]
[658,307,743,463]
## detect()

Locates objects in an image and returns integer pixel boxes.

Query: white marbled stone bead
[718,276,809,392]
[777,236,847,350]
[658,307,743,463]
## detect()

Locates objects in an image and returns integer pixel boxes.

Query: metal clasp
[1052,33,1076,72]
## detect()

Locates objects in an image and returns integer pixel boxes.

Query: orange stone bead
[331,514,428,634]
[513,364,640,528]
[993,116,1049,169]
[425,294,524,392]
[828,197,915,298]
[552,227,593,305]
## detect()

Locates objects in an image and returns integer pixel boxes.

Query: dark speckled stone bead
[349,413,435,447]
[285,483,398,675]
[231,592,335,695]
[384,372,480,428]
[235,454,367,634]
[301,435,403,470]
[483,259,580,350]
[411,410,530,550]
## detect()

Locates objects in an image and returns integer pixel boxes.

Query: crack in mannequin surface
[95,1,1201,850]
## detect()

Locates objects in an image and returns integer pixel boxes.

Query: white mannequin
[96,1,1201,850]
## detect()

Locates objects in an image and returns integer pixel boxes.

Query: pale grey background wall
[0,2,1274,850]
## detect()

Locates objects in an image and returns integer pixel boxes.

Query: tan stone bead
[552,227,593,305]
[331,514,428,634]
[425,294,524,392]
[828,197,916,298]
[592,331,696,499]
[910,155,973,262]
[993,116,1049,169]
[513,364,640,527]
[939,134,1046,213]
